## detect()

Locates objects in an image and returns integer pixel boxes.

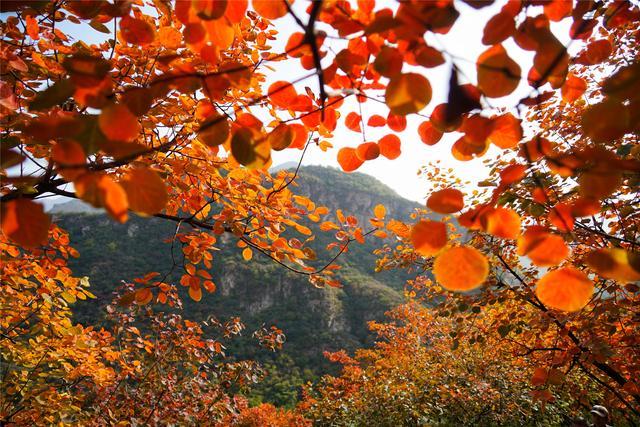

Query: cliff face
[57,165,420,406]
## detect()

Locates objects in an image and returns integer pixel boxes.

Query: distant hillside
[56,166,421,406]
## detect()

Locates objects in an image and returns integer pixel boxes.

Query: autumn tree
[300,302,604,425]
[1,0,639,425]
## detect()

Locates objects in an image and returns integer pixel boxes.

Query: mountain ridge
[56,165,420,406]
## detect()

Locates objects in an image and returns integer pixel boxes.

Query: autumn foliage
[1,0,640,425]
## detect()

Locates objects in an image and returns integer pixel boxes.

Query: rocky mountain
[55,165,421,406]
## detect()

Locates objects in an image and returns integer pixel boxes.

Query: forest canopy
[1,0,639,425]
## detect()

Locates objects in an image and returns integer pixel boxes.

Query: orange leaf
[337,147,364,172]
[433,245,489,292]
[193,0,228,20]
[267,124,294,151]
[231,128,271,169]
[285,32,308,58]
[544,0,572,21]
[52,140,86,181]
[135,288,153,305]
[197,115,230,147]
[373,204,386,219]
[482,11,515,45]
[451,135,488,161]
[430,103,461,132]
[477,44,521,97]
[182,22,207,45]
[561,74,587,103]
[269,81,298,109]
[410,220,447,257]
[158,26,182,49]
[536,267,594,312]
[288,123,308,149]
[242,247,253,261]
[75,173,129,223]
[489,113,522,149]
[25,14,39,40]
[578,169,621,200]
[482,207,521,239]
[373,46,403,78]
[575,39,613,65]
[385,73,432,115]
[378,134,401,160]
[99,103,140,142]
[189,284,203,302]
[226,0,247,23]
[581,99,630,143]
[253,0,290,19]
[345,112,362,132]
[120,15,155,45]
[120,167,168,216]
[531,367,548,386]
[499,163,526,185]
[386,113,407,132]
[549,203,574,232]
[585,248,640,283]
[1,199,50,248]
[418,121,443,146]
[356,142,380,161]
[427,188,464,214]
[413,44,445,68]
[519,135,553,161]
[517,226,569,267]
[367,115,386,127]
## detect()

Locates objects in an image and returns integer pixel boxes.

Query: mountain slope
[56,166,420,406]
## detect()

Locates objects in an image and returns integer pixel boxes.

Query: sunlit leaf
[231,128,271,169]
[586,248,640,283]
[517,226,569,267]
[52,140,86,181]
[120,15,155,45]
[1,199,50,248]
[337,147,364,172]
[561,74,587,103]
[75,173,129,223]
[373,204,386,219]
[356,142,380,161]
[345,112,362,132]
[98,103,140,142]
[581,99,630,143]
[253,0,290,19]
[482,11,515,45]
[488,113,522,149]
[433,245,489,291]
[482,207,521,239]
[410,220,447,257]
[536,267,593,312]
[189,284,202,302]
[476,44,521,97]
[418,121,443,146]
[385,73,432,115]
[121,167,168,216]
[378,134,401,159]
[427,188,464,214]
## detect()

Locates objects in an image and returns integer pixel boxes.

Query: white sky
[268,1,572,203]
[45,0,573,206]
